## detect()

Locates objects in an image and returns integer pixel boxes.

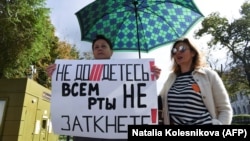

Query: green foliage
[0,0,80,88]
[232,114,250,125]
[194,1,250,96]
[35,41,80,88]
[221,65,250,97]
[0,0,51,78]
[59,135,73,141]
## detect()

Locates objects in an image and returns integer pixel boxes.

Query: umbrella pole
[133,1,141,59]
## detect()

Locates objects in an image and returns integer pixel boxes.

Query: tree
[0,0,80,88]
[34,39,79,88]
[194,1,250,96]
[0,0,53,78]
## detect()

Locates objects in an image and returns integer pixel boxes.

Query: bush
[232,114,250,125]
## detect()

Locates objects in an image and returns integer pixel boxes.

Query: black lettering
[56,64,72,81]
[62,83,99,96]
[62,83,70,96]
[126,64,133,81]
[106,98,116,110]
[138,83,147,108]
[129,115,140,124]
[134,64,141,81]
[60,115,150,133]
[82,116,92,132]
[117,116,127,133]
[88,97,116,110]
[61,115,70,131]
[75,64,91,81]
[117,64,125,81]
[94,116,104,132]
[141,64,149,81]
[106,115,116,132]
[72,116,83,131]
[123,84,135,108]
[102,64,110,80]
[123,83,147,108]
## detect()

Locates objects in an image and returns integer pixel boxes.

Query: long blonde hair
[171,38,207,75]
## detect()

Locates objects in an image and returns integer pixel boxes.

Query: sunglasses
[172,45,187,55]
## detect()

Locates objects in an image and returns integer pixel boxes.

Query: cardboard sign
[51,59,158,139]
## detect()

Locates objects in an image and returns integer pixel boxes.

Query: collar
[193,67,210,75]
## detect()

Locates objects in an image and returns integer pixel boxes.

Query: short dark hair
[92,34,113,50]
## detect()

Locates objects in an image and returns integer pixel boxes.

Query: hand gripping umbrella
[75,0,203,58]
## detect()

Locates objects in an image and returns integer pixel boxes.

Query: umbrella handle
[133,1,141,59]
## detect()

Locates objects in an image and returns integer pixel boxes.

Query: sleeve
[208,69,233,124]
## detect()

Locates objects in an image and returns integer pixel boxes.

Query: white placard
[51,59,158,139]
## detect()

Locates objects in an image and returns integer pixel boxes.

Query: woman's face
[172,42,195,67]
[93,39,113,59]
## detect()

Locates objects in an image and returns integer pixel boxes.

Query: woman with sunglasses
[159,38,233,125]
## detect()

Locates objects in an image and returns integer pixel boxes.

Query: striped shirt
[168,71,212,125]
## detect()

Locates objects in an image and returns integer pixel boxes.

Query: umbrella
[75,0,203,58]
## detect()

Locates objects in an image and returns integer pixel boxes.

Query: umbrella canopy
[75,0,203,58]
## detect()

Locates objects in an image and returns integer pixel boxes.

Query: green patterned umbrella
[75,0,203,58]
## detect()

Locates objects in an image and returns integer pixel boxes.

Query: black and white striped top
[168,71,212,125]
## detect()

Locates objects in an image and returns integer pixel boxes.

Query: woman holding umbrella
[47,34,162,141]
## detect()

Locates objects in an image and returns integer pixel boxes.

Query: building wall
[0,78,59,141]
[231,92,250,115]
